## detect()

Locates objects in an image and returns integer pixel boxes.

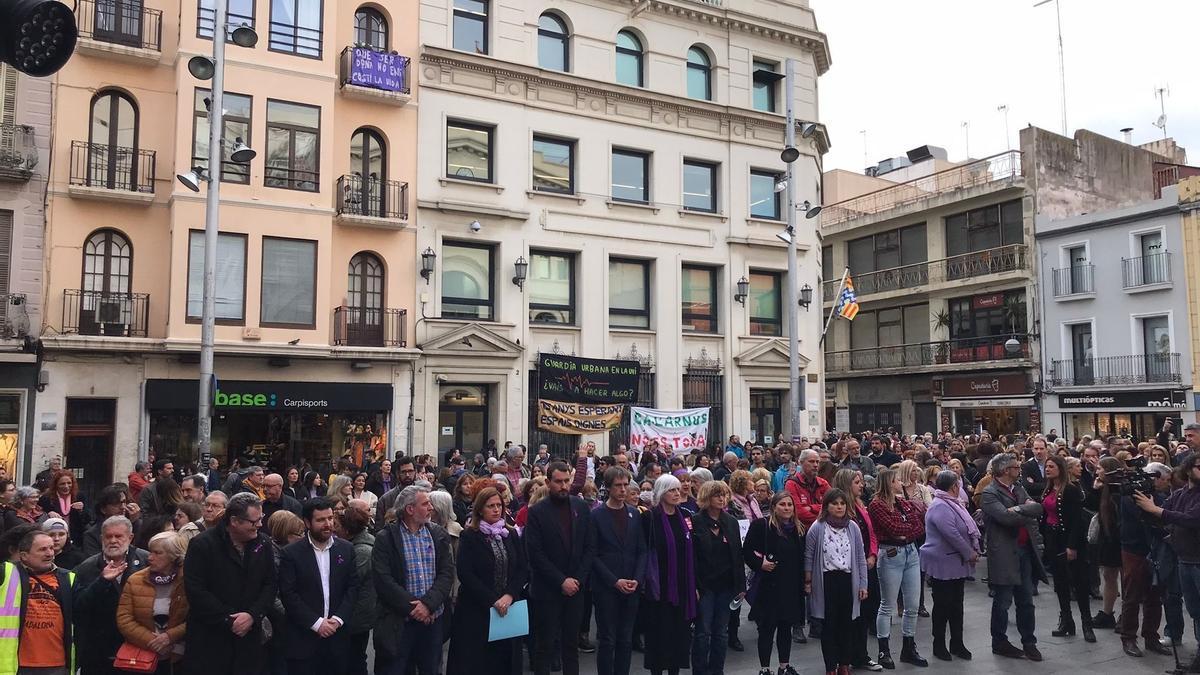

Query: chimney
[1121,127,1133,144]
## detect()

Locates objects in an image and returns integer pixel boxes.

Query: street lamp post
[784,58,801,442]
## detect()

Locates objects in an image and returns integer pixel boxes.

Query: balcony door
[80,229,133,336]
[95,0,144,47]
[1070,322,1093,385]
[1139,231,1166,284]
[345,252,384,346]
[1142,316,1171,382]
[1066,245,1088,294]
[346,128,386,217]
[88,90,138,190]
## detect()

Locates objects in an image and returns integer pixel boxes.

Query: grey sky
[810,0,1199,174]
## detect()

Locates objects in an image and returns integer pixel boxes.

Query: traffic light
[0,0,77,77]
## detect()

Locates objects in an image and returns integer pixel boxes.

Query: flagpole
[820,266,850,345]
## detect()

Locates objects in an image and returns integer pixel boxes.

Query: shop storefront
[938,372,1036,436]
[0,359,36,481]
[145,379,393,470]
[1053,389,1190,443]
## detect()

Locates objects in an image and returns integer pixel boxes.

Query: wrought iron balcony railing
[335,174,409,221]
[69,141,155,193]
[63,289,149,337]
[1122,252,1171,288]
[0,124,37,180]
[825,334,1033,374]
[76,0,163,51]
[333,306,406,347]
[1049,353,1181,387]
[339,46,411,95]
[822,244,1028,302]
[1052,264,1095,296]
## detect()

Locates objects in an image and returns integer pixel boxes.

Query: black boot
[1081,617,1096,643]
[1051,613,1076,637]
[949,641,972,660]
[878,637,895,670]
[932,637,951,662]
[900,637,929,667]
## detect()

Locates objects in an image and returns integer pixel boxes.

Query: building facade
[413,0,831,460]
[1037,186,1195,441]
[821,147,1035,436]
[0,65,50,481]
[34,0,420,497]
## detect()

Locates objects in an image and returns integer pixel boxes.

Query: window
[537,13,568,72]
[192,89,251,184]
[198,0,255,40]
[947,290,1026,340]
[686,46,711,100]
[944,199,1022,256]
[749,169,781,220]
[0,392,21,480]
[749,271,781,336]
[847,224,927,273]
[1070,322,1094,384]
[345,252,385,345]
[1137,231,1168,284]
[683,160,717,213]
[611,149,649,203]
[442,242,494,320]
[529,251,574,324]
[752,60,780,112]
[265,99,320,191]
[88,90,138,190]
[609,258,650,329]
[261,237,316,326]
[821,245,833,282]
[446,120,493,182]
[269,0,322,57]
[0,211,9,326]
[682,265,717,333]
[615,30,643,87]
[83,229,131,298]
[849,303,929,349]
[354,6,387,49]
[532,136,573,194]
[1141,315,1173,382]
[453,0,488,54]
[346,128,387,217]
[187,231,246,322]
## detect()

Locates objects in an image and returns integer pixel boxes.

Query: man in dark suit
[591,467,646,675]
[1022,437,1050,500]
[279,497,358,675]
[262,473,302,521]
[525,458,596,675]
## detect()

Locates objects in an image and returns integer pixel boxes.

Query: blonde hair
[750,467,773,486]
[896,459,921,485]
[767,491,804,535]
[327,475,352,498]
[148,531,188,565]
[871,468,900,509]
[268,510,304,546]
[696,479,732,509]
[729,470,754,496]
[527,485,550,508]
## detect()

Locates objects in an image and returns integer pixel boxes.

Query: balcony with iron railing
[339,47,411,105]
[1052,264,1095,298]
[63,289,149,338]
[68,141,156,202]
[335,174,409,228]
[822,244,1028,302]
[75,0,163,61]
[1049,353,1181,387]
[825,333,1033,376]
[1122,252,1171,289]
[333,306,406,347]
[1153,162,1200,198]
[821,151,1023,228]
[0,123,37,181]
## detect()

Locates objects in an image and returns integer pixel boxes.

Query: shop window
[261,237,317,327]
[442,241,494,320]
[0,394,21,479]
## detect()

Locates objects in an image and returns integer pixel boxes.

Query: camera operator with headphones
[1117,462,1174,657]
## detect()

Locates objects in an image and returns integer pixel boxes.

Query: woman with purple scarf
[918,470,981,662]
[641,474,696,675]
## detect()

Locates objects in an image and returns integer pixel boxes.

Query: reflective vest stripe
[0,562,16,673]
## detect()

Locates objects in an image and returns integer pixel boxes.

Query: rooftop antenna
[1034,0,1068,135]
[1153,85,1170,139]
[961,121,971,159]
[860,129,868,172]
[997,104,1011,151]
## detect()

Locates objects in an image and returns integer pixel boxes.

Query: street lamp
[799,284,813,309]
[512,256,528,289]
[187,3,258,463]
[420,247,437,282]
[734,276,749,305]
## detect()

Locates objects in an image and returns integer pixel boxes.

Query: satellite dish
[1154,114,1167,130]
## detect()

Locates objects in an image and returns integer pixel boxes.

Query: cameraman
[1118,462,1174,657]
[1135,454,1200,670]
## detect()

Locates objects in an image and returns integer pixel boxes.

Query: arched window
[687,46,712,101]
[79,229,133,335]
[88,90,138,190]
[346,128,387,217]
[354,6,387,50]
[537,12,568,72]
[346,252,385,346]
[615,30,643,87]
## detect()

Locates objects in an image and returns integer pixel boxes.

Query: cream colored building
[413,0,830,458]
[33,0,421,494]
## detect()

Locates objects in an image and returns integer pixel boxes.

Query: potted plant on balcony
[931,309,951,363]
[1001,295,1028,358]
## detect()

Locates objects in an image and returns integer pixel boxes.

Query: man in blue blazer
[525,459,597,675]
[591,467,647,675]
[279,497,358,675]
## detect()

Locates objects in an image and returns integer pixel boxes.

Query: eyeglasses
[233,516,263,526]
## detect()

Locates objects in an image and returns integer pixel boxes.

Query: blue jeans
[1177,561,1200,644]
[876,543,920,639]
[693,589,735,675]
[594,587,640,675]
[990,546,1036,647]
[376,617,443,675]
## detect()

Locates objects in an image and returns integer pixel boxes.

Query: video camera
[1105,456,1158,497]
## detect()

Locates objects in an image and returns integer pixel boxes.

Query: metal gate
[683,365,724,454]
[527,369,579,459]
[608,368,656,450]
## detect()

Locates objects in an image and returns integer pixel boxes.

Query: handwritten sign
[536,399,624,434]
[537,354,640,404]
[348,48,409,93]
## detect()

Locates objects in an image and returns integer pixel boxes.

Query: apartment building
[33,0,420,495]
[413,0,831,459]
[0,65,50,481]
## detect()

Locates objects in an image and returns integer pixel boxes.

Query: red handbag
[114,642,159,673]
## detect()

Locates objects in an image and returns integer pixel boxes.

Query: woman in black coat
[743,491,807,675]
[447,486,528,675]
[691,480,746,675]
[37,470,89,544]
[1041,455,1093,642]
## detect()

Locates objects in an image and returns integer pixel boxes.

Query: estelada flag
[836,276,860,320]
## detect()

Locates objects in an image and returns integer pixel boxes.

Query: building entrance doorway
[437,385,489,463]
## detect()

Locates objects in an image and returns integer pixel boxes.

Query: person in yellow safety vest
[0,530,77,675]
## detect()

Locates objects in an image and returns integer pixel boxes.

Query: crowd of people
[2,423,1200,675]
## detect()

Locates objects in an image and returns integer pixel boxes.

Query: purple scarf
[657,507,696,621]
[480,519,509,540]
